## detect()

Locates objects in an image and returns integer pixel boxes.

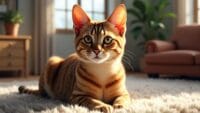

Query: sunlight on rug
[0,75,200,113]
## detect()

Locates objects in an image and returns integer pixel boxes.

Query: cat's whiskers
[124,50,137,61]
[122,56,135,71]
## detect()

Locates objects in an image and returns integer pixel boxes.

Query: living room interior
[0,0,200,113]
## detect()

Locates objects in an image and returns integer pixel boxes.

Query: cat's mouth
[94,56,100,59]
[89,54,110,64]
[92,55,103,61]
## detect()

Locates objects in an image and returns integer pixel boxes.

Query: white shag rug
[0,75,200,113]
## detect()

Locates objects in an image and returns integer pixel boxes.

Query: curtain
[33,0,55,75]
[175,0,196,25]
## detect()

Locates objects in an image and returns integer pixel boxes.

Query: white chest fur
[84,60,123,85]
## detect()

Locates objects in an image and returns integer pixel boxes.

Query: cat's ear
[107,4,127,36]
[72,5,91,36]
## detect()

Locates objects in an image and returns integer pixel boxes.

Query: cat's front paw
[113,94,130,109]
[94,104,113,113]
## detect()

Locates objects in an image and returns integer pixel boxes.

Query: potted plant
[127,0,175,71]
[2,10,23,36]
[127,0,176,49]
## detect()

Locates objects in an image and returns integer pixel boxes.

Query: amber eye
[103,36,113,44]
[83,35,92,44]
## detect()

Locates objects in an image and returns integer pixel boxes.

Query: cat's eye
[103,36,113,44]
[83,35,92,44]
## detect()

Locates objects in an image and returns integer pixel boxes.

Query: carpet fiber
[0,75,200,113]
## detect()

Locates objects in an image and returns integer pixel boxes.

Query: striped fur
[19,4,130,113]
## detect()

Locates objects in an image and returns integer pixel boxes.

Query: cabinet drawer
[0,49,24,58]
[0,41,24,49]
[0,59,24,68]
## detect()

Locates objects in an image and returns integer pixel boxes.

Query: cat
[18,4,130,113]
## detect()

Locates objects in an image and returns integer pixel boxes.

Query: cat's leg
[113,93,130,109]
[18,56,63,96]
[71,95,113,113]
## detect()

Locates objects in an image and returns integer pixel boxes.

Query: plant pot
[4,23,20,36]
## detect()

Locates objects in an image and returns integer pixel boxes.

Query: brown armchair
[144,25,200,78]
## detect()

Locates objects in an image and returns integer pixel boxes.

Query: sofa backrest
[171,25,200,51]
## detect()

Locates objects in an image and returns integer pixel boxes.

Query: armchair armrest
[146,40,176,53]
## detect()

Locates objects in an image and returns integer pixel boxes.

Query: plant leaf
[131,26,143,40]
[158,23,165,29]
[2,10,23,23]
[130,20,142,24]
[127,9,142,20]
[142,33,150,42]
[158,0,169,11]
[133,0,146,13]
[145,3,155,21]
[164,12,176,18]
[157,32,166,40]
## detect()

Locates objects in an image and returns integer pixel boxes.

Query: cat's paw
[94,104,113,113]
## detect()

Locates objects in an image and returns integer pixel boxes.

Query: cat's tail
[18,86,40,95]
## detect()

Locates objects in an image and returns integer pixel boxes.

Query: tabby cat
[18,4,130,113]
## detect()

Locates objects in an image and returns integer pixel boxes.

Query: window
[54,0,107,32]
[193,0,200,23]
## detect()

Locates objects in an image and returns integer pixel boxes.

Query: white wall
[18,0,33,35]
[18,0,34,73]
[52,34,75,57]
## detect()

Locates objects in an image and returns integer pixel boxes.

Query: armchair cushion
[146,40,176,53]
[171,25,200,50]
[195,53,200,64]
[145,50,200,65]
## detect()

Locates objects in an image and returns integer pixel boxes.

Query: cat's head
[72,4,127,64]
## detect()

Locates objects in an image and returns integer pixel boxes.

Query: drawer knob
[8,53,12,57]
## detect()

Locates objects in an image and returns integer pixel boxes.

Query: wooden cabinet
[0,35,31,77]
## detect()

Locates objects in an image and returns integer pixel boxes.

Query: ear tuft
[72,5,90,36]
[107,4,127,36]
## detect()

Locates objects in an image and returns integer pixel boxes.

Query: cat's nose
[93,50,100,55]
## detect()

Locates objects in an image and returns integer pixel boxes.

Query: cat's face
[72,4,127,64]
